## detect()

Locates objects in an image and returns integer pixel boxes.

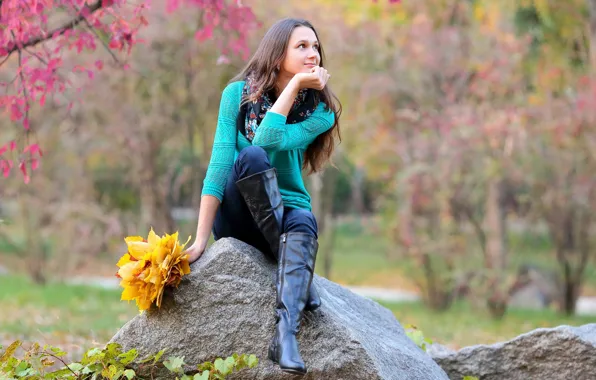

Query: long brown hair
[231,18,342,174]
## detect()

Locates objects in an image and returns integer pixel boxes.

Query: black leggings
[212,146,318,260]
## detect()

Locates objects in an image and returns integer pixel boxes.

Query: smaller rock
[508,264,560,310]
[508,283,549,310]
[431,324,596,380]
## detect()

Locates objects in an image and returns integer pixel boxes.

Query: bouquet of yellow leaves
[116,229,192,312]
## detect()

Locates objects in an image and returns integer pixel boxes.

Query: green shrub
[404,324,433,352]
[0,341,258,379]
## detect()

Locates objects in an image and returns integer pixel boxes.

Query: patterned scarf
[237,73,319,141]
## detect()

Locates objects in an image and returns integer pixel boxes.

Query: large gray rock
[429,324,596,380]
[110,238,448,379]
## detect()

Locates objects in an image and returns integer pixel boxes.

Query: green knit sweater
[201,81,336,211]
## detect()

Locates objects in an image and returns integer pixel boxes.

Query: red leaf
[109,39,121,49]
[19,161,29,183]
[194,26,213,42]
[24,143,41,156]
[0,160,11,178]
[10,104,23,121]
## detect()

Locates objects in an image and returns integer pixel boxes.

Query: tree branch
[79,10,121,64]
[43,351,79,378]
[0,53,10,68]
[6,1,104,56]
[15,33,30,127]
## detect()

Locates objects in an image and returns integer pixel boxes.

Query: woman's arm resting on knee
[186,195,220,263]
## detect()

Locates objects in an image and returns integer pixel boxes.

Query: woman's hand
[185,240,206,264]
[293,66,330,91]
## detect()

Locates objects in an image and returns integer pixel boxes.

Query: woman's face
[280,26,320,76]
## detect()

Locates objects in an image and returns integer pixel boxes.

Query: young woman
[184,18,341,376]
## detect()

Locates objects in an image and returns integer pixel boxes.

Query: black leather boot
[236,168,321,312]
[267,232,318,376]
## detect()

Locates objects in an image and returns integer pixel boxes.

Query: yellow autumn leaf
[147,228,160,246]
[116,253,133,267]
[125,240,153,261]
[118,261,144,281]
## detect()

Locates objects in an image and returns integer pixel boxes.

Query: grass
[384,300,595,349]
[0,275,137,355]
[317,218,411,287]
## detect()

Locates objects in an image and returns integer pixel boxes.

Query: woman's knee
[236,146,271,175]
[283,208,318,238]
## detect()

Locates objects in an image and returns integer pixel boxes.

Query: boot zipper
[282,233,287,243]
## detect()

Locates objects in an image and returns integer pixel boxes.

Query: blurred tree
[0,0,257,182]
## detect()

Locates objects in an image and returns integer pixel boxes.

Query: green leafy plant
[0,341,258,379]
[166,353,258,380]
[404,324,433,352]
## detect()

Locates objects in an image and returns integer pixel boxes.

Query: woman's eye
[297,43,319,50]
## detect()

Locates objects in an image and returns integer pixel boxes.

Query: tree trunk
[483,178,508,318]
[309,172,324,229]
[350,166,365,214]
[321,213,336,279]
[561,257,579,315]
[552,209,591,315]
[484,179,507,271]
[20,194,47,284]
[320,167,339,279]
[138,129,175,234]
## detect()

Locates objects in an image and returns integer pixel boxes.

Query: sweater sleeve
[251,101,335,152]
[201,81,243,201]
